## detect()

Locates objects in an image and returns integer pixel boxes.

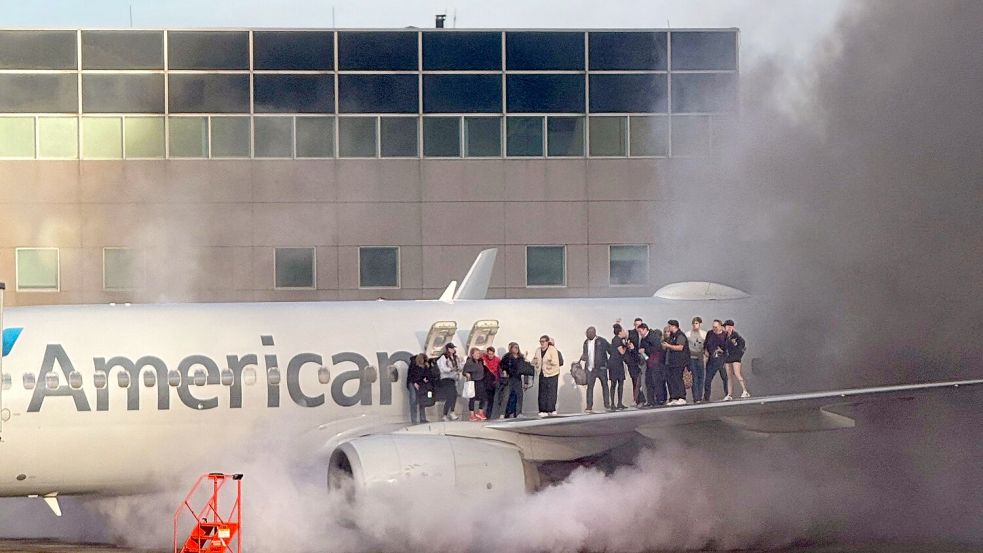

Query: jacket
[642,330,664,367]
[705,331,728,360]
[580,336,610,371]
[406,359,431,390]
[463,358,486,381]
[607,336,627,380]
[725,330,747,361]
[437,354,460,380]
[665,329,691,368]
[500,353,528,384]
[532,345,561,378]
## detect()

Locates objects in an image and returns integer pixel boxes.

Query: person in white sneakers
[532,335,561,416]
[437,343,462,420]
[686,317,708,404]
[723,319,750,399]
[662,320,690,406]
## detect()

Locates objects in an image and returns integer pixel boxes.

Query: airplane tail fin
[454,248,497,301]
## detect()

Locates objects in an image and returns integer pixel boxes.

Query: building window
[274,247,316,289]
[210,116,251,158]
[609,245,649,286]
[124,117,165,159]
[546,116,584,157]
[464,117,501,157]
[588,74,668,113]
[81,117,123,159]
[168,74,250,114]
[423,75,502,113]
[103,247,142,291]
[82,74,164,114]
[338,117,377,158]
[0,117,36,158]
[670,31,738,71]
[295,117,334,158]
[589,116,627,157]
[167,31,249,70]
[337,31,418,71]
[338,75,418,114]
[506,31,584,70]
[253,74,334,114]
[0,30,77,70]
[506,74,585,114]
[0,74,77,113]
[254,117,294,158]
[629,116,669,157]
[37,117,78,159]
[380,117,418,157]
[359,247,399,289]
[81,30,164,70]
[526,245,565,287]
[423,116,461,157]
[671,73,737,114]
[252,31,333,71]
[423,31,501,70]
[169,116,208,158]
[671,115,710,157]
[588,31,667,71]
[16,248,59,292]
[506,116,543,157]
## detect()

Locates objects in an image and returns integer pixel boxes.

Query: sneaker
[585,409,594,414]
[550,411,558,416]
[477,411,488,421]
[723,395,732,401]
[538,412,548,418]
[741,391,751,399]
[449,412,460,421]
[468,413,479,422]
[676,399,687,405]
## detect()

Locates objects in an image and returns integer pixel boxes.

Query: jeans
[610,378,625,408]
[538,374,559,413]
[439,378,458,416]
[505,379,524,417]
[586,369,610,410]
[666,365,686,401]
[408,386,428,423]
[704,357,728,401]
[688,357,706,403]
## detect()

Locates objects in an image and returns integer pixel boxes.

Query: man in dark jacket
[406,353,432,423]
[703,319,729,401]
[641,326,665,406]
[579,326,610,413]
[626,318,645,406]
[500,342,529,418]
[662,320,690,405]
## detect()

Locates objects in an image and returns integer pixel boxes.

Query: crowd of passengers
[405,316,749,423]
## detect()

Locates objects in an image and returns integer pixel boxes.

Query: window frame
[525,245,567,288]
[608,244,650,287]
[273,247,317,290]
[15,247,60,293]
[358,246,401,290]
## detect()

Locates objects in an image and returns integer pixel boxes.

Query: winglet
[454,248,497,300]
[43,493,62,517]
[438,280,457,303]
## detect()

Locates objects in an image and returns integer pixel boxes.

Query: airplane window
[364,365,378,384]
[117,372,130,389]
[45,373,60,390]
[220,369,234,386]
[242,368,257,386]
[1,373,10,390]
[142,371,156,388]
[267,368,281,386]
[22,373,35,390]
[317,366,330,385]
[93,372,107,389]
[387,365,399,383]
[167,370,181,387]
[192,369,207,387]
[68,371,83,390]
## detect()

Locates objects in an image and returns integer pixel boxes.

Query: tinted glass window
[671,115,710,157]
[254,74,334,113]
[546,116,584,157]
[338,75,418,114]
[81,117,123,159]
[254,31,333,70]
[629,115,669,156]
[124,117,164,158]
[167,31,249,70]
[275,248,315,288]
[168,117,208,158]
[359,247,399,288]
[254,117,294,158]
[17,249,59,291]
[0,30,76,69]
[296,117,334,158]
[104,248,141,290]
[210,117,251,158]
[526,246,565,286]
[0,118,36,158]
[82,31,163,69]
[609,245,648,285]
[423,75,501,113]
[671,73,737,113]
[338,117,377,157]
[670,31,738,70]
[506,116,543,157]
[423,117,460,157]
[589,116,626,156]
[380,117,418,157]
[82,74,165,113]
[506,75,584,113]
[338,32,417,70]
[0,74,78,113]
[588,32,666,70]
[423,31,501,70]
[464,117,501,157]
[589,74,667,113]
[168,75,250,113]
[506,32,583,70]
[37,117,78,159]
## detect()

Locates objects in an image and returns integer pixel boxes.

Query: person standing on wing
[662,320,690,405]
[437,343,461,421]
[580,326,610,413]
[687,317,708,404]
[532,335,561,417]
[723,320,750,400]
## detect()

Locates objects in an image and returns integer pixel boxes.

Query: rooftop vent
[435,14,446,28]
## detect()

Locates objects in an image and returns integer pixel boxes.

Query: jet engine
[328,434,537,496]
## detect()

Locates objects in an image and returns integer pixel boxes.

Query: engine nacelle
[328,434,536,495]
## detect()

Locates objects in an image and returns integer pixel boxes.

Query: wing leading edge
[486,379,983,438]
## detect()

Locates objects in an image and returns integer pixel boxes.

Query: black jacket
[607,336,627,380]
[406,358,432,391]
[665,329,691,369]
[500,354,527,382]
[705,331,728,360]
[725,330,747,361]
[581,336,610,371]
[626,329,643,366]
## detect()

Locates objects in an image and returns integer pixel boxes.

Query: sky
[0,0,845,64]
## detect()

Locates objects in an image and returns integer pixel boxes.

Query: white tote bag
[461,380,476,399]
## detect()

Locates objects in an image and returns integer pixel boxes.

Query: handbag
[461,380,476,399]
[683,368,693,389]
[570,362,587,386]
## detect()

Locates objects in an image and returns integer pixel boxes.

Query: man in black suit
[580,326,611,413]
[626,318,646,406]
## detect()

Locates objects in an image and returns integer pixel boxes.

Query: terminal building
[0,27,738,305]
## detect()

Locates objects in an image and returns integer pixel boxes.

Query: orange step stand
[174,473,243,553]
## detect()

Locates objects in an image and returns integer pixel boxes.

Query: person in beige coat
[532,334,561,417]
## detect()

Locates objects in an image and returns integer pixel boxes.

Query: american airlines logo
[3,327,22,357]
[23,335,412,413]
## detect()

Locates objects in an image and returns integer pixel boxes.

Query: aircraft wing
[485,379,983,438]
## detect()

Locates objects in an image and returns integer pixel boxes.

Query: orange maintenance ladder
[173,473,243,553]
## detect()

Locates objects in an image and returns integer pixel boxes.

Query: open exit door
[424,321,458,358]
[465,320,500,353]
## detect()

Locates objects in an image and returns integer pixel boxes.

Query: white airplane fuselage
[0,296,759,497]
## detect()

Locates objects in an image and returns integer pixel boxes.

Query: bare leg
[733,362,749,395]
[725,363,736,396]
